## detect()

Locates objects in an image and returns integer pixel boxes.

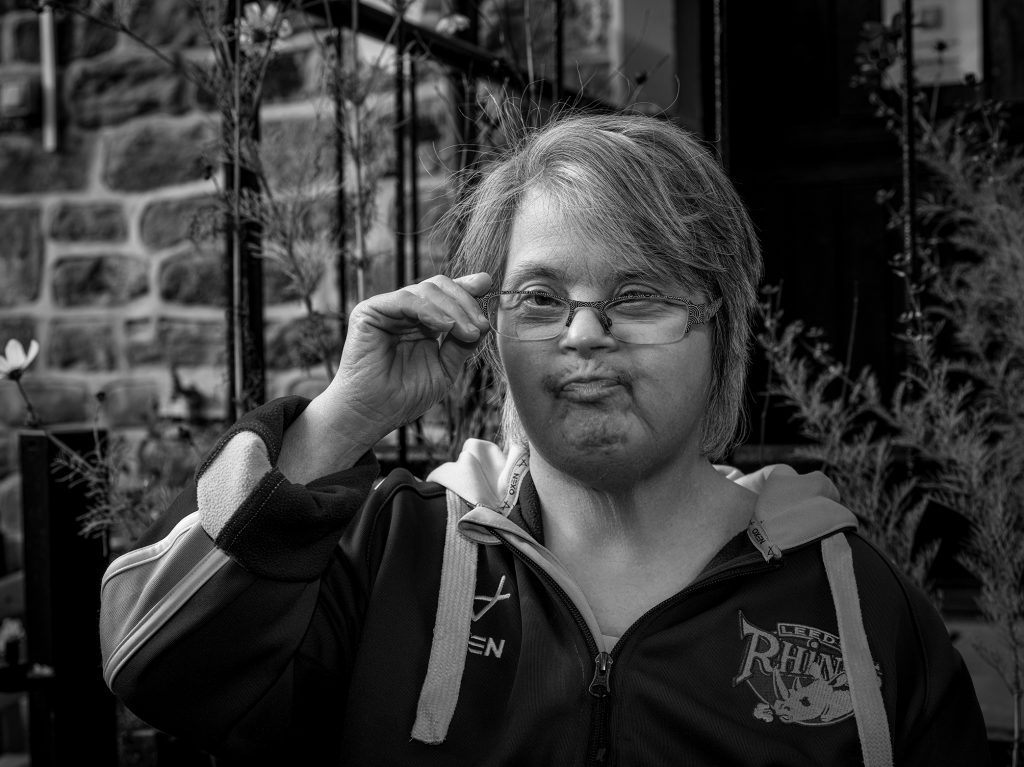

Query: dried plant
[757,15,1023,760]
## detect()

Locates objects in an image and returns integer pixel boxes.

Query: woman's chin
[532,426,655,485]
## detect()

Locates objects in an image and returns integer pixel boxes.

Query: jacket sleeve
[897,579,993,766]
[99,396,382,761]
[850,534,993,766]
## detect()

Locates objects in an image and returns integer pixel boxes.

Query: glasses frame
[479,290,724,344]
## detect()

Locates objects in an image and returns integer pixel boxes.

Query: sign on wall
[882,0,983,86]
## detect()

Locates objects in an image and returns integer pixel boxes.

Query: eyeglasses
[479,290,723,344]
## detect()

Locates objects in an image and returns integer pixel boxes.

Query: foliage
[758,14,1024,758]
[54,406,218,551]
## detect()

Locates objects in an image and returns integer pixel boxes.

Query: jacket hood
[426,439,857,553]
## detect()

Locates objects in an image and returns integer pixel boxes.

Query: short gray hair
[443,111,762,461]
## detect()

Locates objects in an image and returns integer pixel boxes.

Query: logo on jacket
[473,575,511,621]
[467,575,511,660]
[732,611,878,726]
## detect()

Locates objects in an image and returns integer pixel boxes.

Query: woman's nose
[558,306,617,353]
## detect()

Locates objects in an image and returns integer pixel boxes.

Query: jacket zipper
[497,536,778,766]
[588,652,613,764]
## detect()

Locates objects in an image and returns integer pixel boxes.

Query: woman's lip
[558,378,624,401]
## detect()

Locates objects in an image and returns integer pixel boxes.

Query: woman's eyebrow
[503,265,663,287]
[614,270,653,284]
[503,265,566,285]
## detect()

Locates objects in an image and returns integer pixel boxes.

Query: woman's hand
[317,273,493,448]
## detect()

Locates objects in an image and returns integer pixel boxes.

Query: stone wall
[0,3,462,478]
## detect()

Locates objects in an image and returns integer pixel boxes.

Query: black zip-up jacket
[99,397,990,765]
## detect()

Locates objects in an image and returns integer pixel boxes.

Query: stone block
[0,131,93,193]
[0,1,39,13]
[262,50,309,103]
[0,430,15,483]
[260,116,337,191]
[100,377,160,427]
[9,11,39,63]
[0,316,37,350]
[65,53,191,129]
[140,195,221,251]
[124,318,159,366]
[0,376,91,427]
[104,116,217,192]
[49,319,118,371]
[49,201,128,242]
[0,436,14,485]
[158,248,225,307]
[127,317,224,367]
[52,254,149,308]
[69,12,118,59]
[0,204,42,307]
[126,0,210,49]
[266,314,343,371]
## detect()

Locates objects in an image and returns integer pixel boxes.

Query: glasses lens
[606,297,690,344]
[487,292,567,340]
[484,293,696,343]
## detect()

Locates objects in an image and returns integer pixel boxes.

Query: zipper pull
[588,651,613,697]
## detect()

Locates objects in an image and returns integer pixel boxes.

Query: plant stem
[523,0,537,107]
[15,379,41,429]
[350,4,367,303]
[1012,693,1019,767]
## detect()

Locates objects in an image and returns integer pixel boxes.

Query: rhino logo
[733,612,878,727]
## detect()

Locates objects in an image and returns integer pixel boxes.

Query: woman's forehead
[505,189,640,282]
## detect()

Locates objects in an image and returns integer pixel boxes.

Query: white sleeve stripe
[198,430,272,540]
[103,546,232,688]
[101,512,201,587]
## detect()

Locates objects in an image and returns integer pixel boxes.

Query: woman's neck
[529,447,754,567]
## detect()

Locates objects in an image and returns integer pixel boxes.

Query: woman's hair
[442,110,763,461]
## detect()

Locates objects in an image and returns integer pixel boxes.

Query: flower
[0,339,39,383]
[239,2,293,52]
[435,13,471,36]
[0,338,42,428]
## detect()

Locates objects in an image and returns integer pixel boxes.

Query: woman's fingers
[326,274,494,434]
[359,273,492,342]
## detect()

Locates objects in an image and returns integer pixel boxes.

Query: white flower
[0,339,40,382]
[239,2,293,52]
[435,13,471,36]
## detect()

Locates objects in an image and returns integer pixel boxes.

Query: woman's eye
[523,292,561,308]
[617,286,658,299]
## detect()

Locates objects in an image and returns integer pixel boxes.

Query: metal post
[334,29,349,325]
[409,54,420,282]
[453,0,479,173]
[394,15,408,464]
[899,0,917,281]
[554,0,564,102]
[224,0,266,420]
[18,429,117,766]
[711,0,728,167]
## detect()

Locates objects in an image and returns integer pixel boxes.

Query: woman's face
[497,189,716,488]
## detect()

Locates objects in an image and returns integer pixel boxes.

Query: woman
[99,113,988,766]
